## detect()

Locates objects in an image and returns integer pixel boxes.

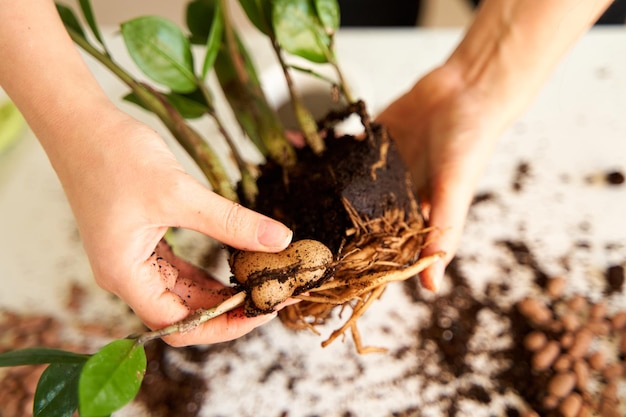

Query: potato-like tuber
[230,239,333,313]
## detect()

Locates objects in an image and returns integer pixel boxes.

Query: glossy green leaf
[78,339,146,417]
[186,0,216,45]
[272,0,332,63]
[33,363,83,417]
[124,90,209,119]
[314,0,340,35]
[0,348,89,367]
[238,0,274,36]
[121,16,197,93]
[202,0,224,78]
[55,3,86,39]
[78,0,106,47]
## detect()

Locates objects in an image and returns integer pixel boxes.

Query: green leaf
[314,0,340,35]
[202,0,224,78]
[238,0,274,36]
[272,0,332,63]
[78,0,106,48]
[121,16,197,93]
[55,3,86,39]
[124,90,209,119]
[78,339,146,417]
[186,0,216,45]
[33,363,83,417]
[0,348,89,367]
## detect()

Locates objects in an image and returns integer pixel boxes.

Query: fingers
[418,164,479,293]
[114,249,278,346]
[162,310,277,347]
[166,175,292,253]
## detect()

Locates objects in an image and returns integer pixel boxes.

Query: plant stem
[271,40,326,155]
[323,42,356,105]
[67,28,238,201]
[218,0,297,168]
[330,58,356,104]
[133,291,246,344]
[197,81,258,204]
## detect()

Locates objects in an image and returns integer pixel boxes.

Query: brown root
[279,196,443,350]
[247,101,438,352]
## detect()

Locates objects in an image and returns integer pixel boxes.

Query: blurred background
[63,0,475,28]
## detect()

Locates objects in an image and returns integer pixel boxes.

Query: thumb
[165,174,292,252]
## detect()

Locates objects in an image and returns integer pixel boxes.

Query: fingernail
[431,261,445,292]
[257,219,292,250]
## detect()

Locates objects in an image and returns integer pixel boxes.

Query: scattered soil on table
[605,170,625,185]
[512,161,532,193]
[136,341,207,417]
[0,282,140,417]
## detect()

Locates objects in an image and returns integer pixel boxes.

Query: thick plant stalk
[217,0,297,168]
[272,39,326,154]
[66,27,238,201]
[196,82,258,204]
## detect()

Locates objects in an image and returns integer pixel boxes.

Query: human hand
[59,111,293,346]
[376,65,505,292]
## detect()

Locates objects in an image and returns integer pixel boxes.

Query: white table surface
[1,27,626,416]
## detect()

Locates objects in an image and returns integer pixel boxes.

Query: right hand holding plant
[376,65,505,292]
[59,110,293,346]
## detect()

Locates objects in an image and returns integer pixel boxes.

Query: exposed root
[280,194,443,351]
[261,102,438,353]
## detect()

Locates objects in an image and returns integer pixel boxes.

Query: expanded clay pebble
[516,275,626,416]
[547,371,576,398]
[611,311,626,330]
[573,360,590,391]
[524,330,547,351]
[561,313,580,332]
[532,340,561,371]
[558,392,582,417]
[588,350,606,371]
[553,354,573,372]
[518,297,553,325]
[547,277,567,299]
[568,328,592,359]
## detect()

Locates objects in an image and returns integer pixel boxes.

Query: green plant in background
[0,0,353,415]
[0,99,26,155]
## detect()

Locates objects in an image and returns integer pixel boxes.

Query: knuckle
[222,202,247,236]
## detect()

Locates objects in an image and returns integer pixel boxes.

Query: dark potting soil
[252,115,418,255]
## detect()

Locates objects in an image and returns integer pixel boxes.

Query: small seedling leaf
[202,0,224,78]
[78,0,106,48]
[272,0,332,63]
[0,348,89,367]
[33,363,83,417]
[55,3,86,39]
[78,339,146,417]
[314,0,340,35]
[238,0,274,36]
[121,16,197,93]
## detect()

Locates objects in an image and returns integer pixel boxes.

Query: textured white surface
[1,28,625,416]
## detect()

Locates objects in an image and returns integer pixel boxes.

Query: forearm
[446,0,613,133]
[0,0,123,180]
